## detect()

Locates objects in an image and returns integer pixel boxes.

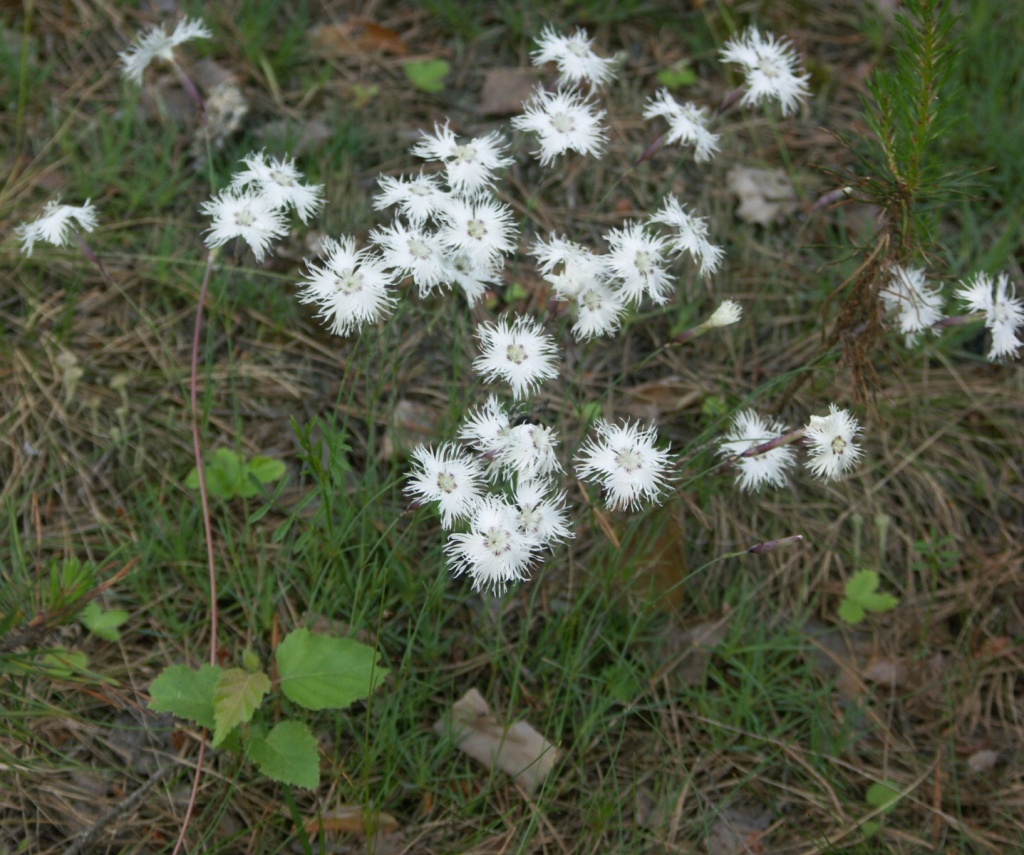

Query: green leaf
[247,456,286,486]
[837,597,865,624]
[840,570,899,624]
[277,629,389,711]
[149,664,221,729]
[404,59,450,93]
[79,601,130,641]
[247,720,320,789]
[866,780,901,813]
[656,62,697,89]
[213,667,271,747]
[40,648,89,678]
[861,820,881,838]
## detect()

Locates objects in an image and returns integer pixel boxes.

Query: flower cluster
[406,397,571,594]
[879,265,1024,362]
[720,27,811,116]
[200,151,323,262]
[717,404,863,491]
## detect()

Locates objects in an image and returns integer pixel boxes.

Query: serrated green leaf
[277,629,388,711]
[837,598,866,624]
[247,456,286,486]
[404,59,450,93]
[213,667,270,746]
[79,601,130,641]
[841,570,899,623]
[866,780,901,813]
[247,720,320,789]
[149,664,221,729]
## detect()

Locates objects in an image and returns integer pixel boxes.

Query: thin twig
[171,250,218,855]
[63,764,175,855]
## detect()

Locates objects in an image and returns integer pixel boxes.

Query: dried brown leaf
[727,166,800,226]
[310,21,409,56]
[433,688,558,794]
[477,68,538,116]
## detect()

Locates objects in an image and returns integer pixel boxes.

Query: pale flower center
[233,208,256,227]
[410,183,433,197]
[334,270,364,295]
[831,436,847,456]
[634,250,653,276]
[615,448,643,473]
[269,169,295,187]
[408,237,432,260]
[758,54,783,79]
[506,343,528,365]
[482,526,512,556]
[467,218,487,241]
[436,471,457,493]
[567,42,588,58]
[453,143,478,164]
[581,289,603,311]
[551,112,575,134]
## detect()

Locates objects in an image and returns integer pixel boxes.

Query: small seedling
[404,59,450,93]
[185,448,286,500]
[862,779,901,837]
[79,601,130,641]
[839,569,899,624]
[149,629,388,788]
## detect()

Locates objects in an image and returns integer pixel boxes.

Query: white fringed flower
[230,151,324,223]
[373,172,451,225]
[514,480,572,547]
[296,236,397,335]
[803,405,863,482]
[955,272,1024,361]
[881,266,945,346]
[15,199,99,256]
[575,420,672,510]
[642,89,720,162]
[573,280,627,341]
[200,188,288,262]
[512,87,608,165]
[531,235,609,301]
[717,410,795,492]
[500,423,562,481]
[530,26,617,88]
[474,316,560,400]
[437,195,517,267]
[119,17,212,85]
[411,123,511,195]
[445,497,538,594]
[370,220,448,296]
[649,195,723,276]
[604,222,674,305]
[406,443,486,529]
[720,27,811,116]
[459,395,513,456]
[441,251,501,306]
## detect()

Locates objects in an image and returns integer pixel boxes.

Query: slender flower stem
[191,251,219,664]
[739,426,807,459]
[172,60,207,123]
[75,234,116,289]
[933,312,978,330]
[171,250,218,855]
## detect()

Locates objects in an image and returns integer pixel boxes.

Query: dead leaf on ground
[310,21,409,56]
[965,749,1000,775]
[380,398,441,459]
[621,376,702,422]
[650,617,730,687]
[727,166,800,226]
[707,804,773,855]
[477,68,538,116]
[433,688,558,794]
[861,656,908,688]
